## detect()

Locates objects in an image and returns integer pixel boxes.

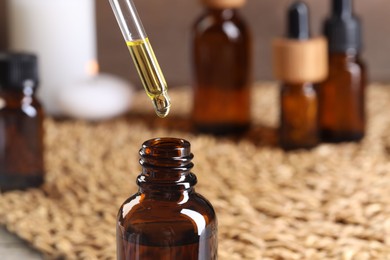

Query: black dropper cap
[287,1,310,40]
[0,52,39,91]
[324,0,362,53]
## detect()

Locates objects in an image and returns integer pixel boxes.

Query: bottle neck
[0,85,36,98]
[137,172,197,194]
[137,138,197,193]
[206,7,237,19]
[332,0,353,18]
[281,82,316,93]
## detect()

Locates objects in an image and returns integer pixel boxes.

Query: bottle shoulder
[327,57,366,82]
[118,191,216,225]
[328,54,366,70]
[193,10,249,38]
[0,94,43,118]
[117,191,217,245]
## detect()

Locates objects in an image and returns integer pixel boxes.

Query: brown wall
[96,0,390,87]
[1,0,390,87]
[0,0,7,50]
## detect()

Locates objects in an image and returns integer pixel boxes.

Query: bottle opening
[141,138,191,157]
[140,138,193,170]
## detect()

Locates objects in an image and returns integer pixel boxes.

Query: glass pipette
[109,0,171,118]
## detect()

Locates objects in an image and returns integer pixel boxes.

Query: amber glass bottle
[319,0,366,142]
[280,82,319,150]
[274,2,327,150]
[0,53,45,191]
[191,0,251,135]
[117,138,218,259]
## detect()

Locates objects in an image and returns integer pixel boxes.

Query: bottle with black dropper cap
[273,1,328,150]
[319,0,366,142]
[0,52,45,191]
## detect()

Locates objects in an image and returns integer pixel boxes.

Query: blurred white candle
[57,74,134,121]
[7,0,97,115]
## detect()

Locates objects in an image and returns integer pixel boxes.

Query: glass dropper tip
[152,92,171,118]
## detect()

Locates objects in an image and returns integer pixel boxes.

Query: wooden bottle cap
[272,37,328,83]
[200,0,246,9]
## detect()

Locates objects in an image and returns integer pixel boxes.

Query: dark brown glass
[117,138,218,260]
[319,52,366,142]
[191,7,251,135]
[0,87,45,191]
[280,82,319,150]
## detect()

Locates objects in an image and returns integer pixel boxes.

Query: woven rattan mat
[2,83,390,259]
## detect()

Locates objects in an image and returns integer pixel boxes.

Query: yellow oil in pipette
[127,38,170,118]
[109,0,171,117]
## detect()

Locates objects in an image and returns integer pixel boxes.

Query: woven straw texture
[1,83,390,259]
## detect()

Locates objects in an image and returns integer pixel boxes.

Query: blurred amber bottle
[0,53,45,191]
[273,2,328,150]
[280,82,319,150]
[191,0,251,135]
[117,138,218,260]
[319,0,366,142]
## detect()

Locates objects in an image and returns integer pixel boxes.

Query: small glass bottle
[191,0,251,135]
[117,138,218,259]
[273,2,328,150]
[280,82,319,150]
[319,0,366,142]
[0,52,45,191]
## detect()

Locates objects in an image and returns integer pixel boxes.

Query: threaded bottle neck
[137,138,197,191]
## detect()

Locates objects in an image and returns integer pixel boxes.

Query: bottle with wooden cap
[273,1,328,150]
[191,0,251,135]
[319,0,366,142]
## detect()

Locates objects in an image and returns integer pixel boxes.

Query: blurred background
[0,1,389,257]
[0,0,389,88]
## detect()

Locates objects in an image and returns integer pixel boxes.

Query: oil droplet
[152,92,171,118]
